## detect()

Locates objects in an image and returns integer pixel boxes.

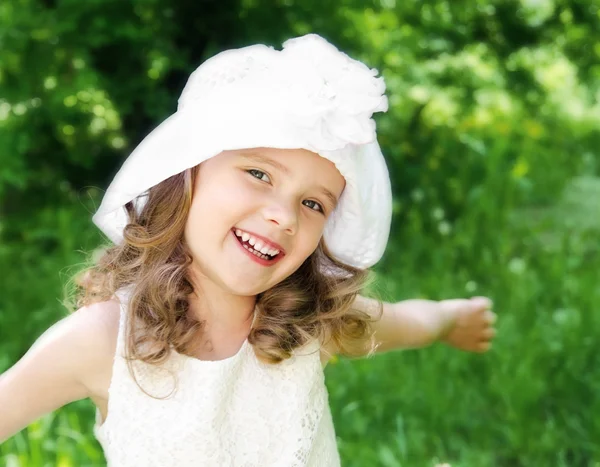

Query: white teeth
[234,229,281,257]
[243,243,272,260]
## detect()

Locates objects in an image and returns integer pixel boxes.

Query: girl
[0,34,496,466]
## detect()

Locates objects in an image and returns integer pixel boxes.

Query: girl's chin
[225,281,273,297]
[224,269,293,296]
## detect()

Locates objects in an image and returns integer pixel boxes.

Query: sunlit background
[1,0,599,466]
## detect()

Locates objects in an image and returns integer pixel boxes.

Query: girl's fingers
[471,296,493,311]
[481,328,497,340]
[477,341,492,352]
[483,310,497,325]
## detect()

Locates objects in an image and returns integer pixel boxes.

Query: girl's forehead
[238,148,341,177]
[207,147,329,172]
[224,147,318,159]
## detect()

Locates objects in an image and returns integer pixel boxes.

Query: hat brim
[93,107,391,268]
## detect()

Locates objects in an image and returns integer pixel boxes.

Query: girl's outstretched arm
[0,301,119,443]
[346,295,497,357]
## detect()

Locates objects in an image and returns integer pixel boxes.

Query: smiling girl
[0,34,496,466]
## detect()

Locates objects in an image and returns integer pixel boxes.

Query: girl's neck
[186,272,256,336]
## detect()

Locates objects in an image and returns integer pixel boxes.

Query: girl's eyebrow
[239,152,340,209]
[240,152,291,175]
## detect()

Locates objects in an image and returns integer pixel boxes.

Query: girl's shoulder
[40,298,122,403]
[0,298,122,441]
[73,299,122,399]
[76,298,121,388]
[31,299,123,403]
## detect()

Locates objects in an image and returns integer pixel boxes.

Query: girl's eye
[247,169,325,215]
[303,200,325,214]
[247,169,271,183]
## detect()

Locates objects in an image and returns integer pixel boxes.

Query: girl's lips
[231,230,284,267]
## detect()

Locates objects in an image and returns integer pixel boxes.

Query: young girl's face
[184,147,345,296]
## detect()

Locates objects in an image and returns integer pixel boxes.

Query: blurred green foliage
[1,0,599,465]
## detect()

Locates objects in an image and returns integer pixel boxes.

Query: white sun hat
[92,33,392,269]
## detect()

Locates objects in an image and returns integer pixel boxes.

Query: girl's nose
[262,199,298,235]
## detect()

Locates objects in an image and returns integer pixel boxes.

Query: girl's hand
[438,297,497,352]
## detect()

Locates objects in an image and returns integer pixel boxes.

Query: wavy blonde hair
[68,163,382,397]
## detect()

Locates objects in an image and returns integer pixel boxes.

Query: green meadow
[1,1,599,465]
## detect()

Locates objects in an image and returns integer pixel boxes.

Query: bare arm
[0,301,119,443]
[324,295,495,360]
[353,295,451,354]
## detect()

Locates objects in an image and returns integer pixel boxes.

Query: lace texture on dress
[93,288,341,466]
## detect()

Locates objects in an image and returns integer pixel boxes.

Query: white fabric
[92,33,392,269]
[94,287,341,466]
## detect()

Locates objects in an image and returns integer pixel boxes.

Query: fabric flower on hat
[274,34,389,149]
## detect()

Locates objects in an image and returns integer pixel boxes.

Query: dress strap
[113,286,133,357]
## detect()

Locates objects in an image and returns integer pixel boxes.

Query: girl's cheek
[237,180,268,203]
[211,176,249,201]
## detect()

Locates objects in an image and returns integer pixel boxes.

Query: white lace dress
[93,288,341,466]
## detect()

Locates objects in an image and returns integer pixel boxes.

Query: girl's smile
[230,227,286,266]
